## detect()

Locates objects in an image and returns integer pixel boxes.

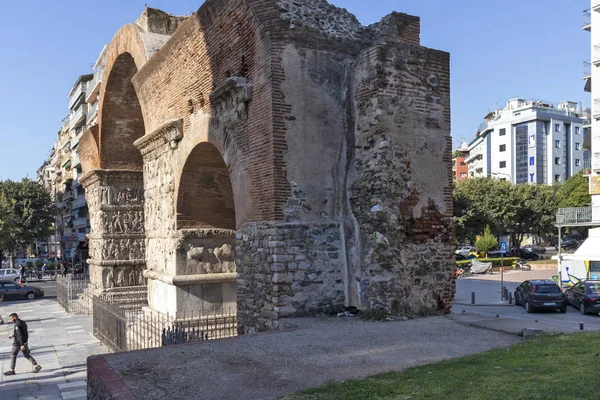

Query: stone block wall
[236,221,345,332]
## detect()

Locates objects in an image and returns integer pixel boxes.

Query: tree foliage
[0,179,54,264]
[476,225,498,254]
[556,171,590,208]
[454,177,559,245]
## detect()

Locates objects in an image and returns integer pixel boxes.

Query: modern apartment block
[36,73,97,264]
[466,98,588,184]
[452,142,469,182]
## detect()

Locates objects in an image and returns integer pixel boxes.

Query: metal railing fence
[92,294,238,353]
[56,274,93,315]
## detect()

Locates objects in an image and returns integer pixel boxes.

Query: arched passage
[99,53,145,170]
[177,142,236,230]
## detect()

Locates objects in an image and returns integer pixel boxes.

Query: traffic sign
[500,242,507,254]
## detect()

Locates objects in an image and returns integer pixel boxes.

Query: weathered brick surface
[350,43,453,315]
[88,355,136,400]
[81,0,453,332]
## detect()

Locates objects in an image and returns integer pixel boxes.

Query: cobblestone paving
[0,299,107,399]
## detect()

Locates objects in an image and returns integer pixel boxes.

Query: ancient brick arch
[79,14,183,290]
[176,142,236,230]
[99,52,145,170]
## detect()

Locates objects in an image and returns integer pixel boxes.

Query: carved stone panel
[80,169,147,289]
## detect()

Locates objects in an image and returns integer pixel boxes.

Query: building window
[499,128,506,136]
[575,159,581,167]
[460,161,466,166]
[555,174,561,182]
[529,156,535,166]
[575,142,581,151]
[555,123,560,132]
[555,140,560,149]
[499,144,506,152]
[460,172,467,178]
[555,157,561,165]
[499,161,506,168]
[576,126,580,135]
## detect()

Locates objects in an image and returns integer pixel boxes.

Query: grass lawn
[287,332,600,400]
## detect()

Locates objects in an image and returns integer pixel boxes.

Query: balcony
[594,45,600,65]
[68,82,86,110]
[584,60,592,79]
[87,101,98,126]
[583,158,592,175]
[594,99,600,119]
[62,190,75,202]
[85,67,103,103]
[73,217,89,229]
[69,104,88,130]
[584,9,591,31]
[594,0,600,12]
[556,207,600,227]
[72,195,87,210]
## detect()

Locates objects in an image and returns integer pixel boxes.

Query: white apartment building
[466,98,588,184]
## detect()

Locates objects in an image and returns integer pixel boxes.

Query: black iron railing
[91,294,238,352]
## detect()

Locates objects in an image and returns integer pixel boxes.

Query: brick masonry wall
[349,42,454,316]
[92,0,454,332]
[88,355,136,400]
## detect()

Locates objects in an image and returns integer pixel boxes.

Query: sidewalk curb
[454,302,515,307]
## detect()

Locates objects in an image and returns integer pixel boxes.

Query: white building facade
[467,98,587,184]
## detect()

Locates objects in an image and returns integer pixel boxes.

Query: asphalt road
[453,268,600,333]
[19,278,57,299]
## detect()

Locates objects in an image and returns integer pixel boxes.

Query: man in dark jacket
[4,313,41,375]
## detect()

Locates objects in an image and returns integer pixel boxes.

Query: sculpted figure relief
[186,243,235,274]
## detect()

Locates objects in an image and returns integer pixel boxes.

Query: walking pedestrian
[0,292,4,325]
[18,264,24,283]
[3,313,42,375]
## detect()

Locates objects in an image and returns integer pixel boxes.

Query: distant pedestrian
[18,264,24,282]
[0,292,4,325]
[4,313,42,375]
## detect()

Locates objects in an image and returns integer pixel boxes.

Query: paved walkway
[0,299,108,400]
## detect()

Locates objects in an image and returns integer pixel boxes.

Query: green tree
[556,171,590,208]
[476,225,498,255]
[0,179,54,267]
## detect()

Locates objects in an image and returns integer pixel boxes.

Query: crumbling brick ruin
[78,0,453,333]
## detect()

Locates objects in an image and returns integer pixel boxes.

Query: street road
[453,268,600,333]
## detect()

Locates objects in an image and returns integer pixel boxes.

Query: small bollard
[508,292,513,305]
[503,287,508,300]
[471,292,476,305]
[580,322,584,331]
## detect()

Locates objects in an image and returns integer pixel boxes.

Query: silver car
[0,268,20,283]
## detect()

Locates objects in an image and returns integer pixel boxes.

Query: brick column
[80,169,146,289]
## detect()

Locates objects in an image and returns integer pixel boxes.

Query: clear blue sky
[0,0,590,180]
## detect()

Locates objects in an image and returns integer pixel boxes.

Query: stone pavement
[0,298,108,400]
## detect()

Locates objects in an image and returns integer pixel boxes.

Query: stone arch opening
[177,142,236,230]
[100,52,145,170]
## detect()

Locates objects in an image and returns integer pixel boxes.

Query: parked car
[514,280,566,313]
[564,280,600,315]
[0,280,44,300]
[521,244,546,254]
[455,245,475,257]
[513,249,540,261]
[556,240,581,251]
[0,268,21,283]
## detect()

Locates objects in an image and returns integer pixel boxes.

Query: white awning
[556,232,600,261]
